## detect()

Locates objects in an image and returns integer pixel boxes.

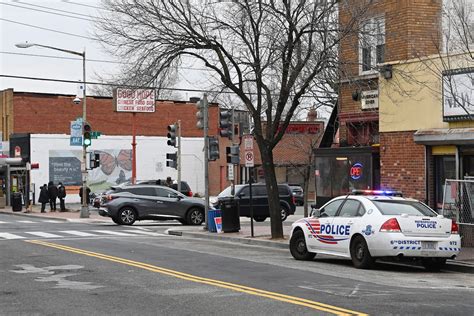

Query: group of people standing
[38,181,66,213]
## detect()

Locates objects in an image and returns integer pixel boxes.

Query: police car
[289,190,461,270]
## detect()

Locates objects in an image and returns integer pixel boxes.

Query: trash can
[220,198,240,233]
[208,209,222,232]
[11,192,23,212]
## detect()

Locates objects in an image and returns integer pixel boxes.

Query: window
[360,16,385,73]
[320,199,344,217]
[338,199,363,217]
[372,201,437,217]
[126,187,157,196]
[156,187,174,198]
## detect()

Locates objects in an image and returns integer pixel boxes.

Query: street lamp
[15,41,89,218]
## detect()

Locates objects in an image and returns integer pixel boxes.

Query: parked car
[289,190,461,270]
[212,183,296,221]
[98,184,205,226]
[136,180,193,197]
[289,184,304,206]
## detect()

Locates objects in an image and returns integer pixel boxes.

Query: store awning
[414,128,474,145]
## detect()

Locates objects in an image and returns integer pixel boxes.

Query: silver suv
[98,184,205,225]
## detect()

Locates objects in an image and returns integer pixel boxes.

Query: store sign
[361,90,379,110]
[113,88,156,113]
[443,69,474,121]
[350,162,363,180]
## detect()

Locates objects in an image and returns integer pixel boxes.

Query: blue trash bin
[208,209,222,232]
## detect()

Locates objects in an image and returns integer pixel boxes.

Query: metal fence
[441,179,474,247]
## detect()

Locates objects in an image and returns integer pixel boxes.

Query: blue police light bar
[351,189,403,197]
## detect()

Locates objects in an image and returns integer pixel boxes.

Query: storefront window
[435,156,456,209]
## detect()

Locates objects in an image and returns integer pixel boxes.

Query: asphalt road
[0,213,473,316]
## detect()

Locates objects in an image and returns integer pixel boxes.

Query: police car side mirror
[311,209,321,217]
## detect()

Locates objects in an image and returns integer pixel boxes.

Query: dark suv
[98,184,205,225]
[213,183,296,221]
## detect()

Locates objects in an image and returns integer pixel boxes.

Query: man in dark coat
[79,186,91,205]
[57,182,67,212]
[38,184,49,213]
[47,181,58,211]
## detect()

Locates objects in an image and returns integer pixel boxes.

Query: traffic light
[196,99,206,130]
[167,124,177,147]
[166,152,178,169]
[90,152,100,170]
[83,122,92,147]
[208,136,220,161]
[226,145,240,164]
[219,110,232,139]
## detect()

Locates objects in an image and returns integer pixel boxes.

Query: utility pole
[177,120,182,192]
[203,94,209,230]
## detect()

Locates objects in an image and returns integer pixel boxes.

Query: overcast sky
[0,0,209,100]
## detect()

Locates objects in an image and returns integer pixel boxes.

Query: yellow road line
[26,239,367,316]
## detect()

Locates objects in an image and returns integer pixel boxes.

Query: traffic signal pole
[80,50,89,218]
[132,113,137,184]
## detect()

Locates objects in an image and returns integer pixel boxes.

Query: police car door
[331,199,364,255]
[308,199,344,252]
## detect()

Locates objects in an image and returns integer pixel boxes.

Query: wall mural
[49,149,132,192]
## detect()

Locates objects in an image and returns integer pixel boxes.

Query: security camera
[73,97,81,105]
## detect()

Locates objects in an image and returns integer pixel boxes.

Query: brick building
[315,0,445,206]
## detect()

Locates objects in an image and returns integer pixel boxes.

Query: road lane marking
[26,240,366,316]
[25,232,63,238]
[59,230,99,237]
[0,221,6,224]
[42,220,63,223]
[17,220,36,224]
[0,233,26,239]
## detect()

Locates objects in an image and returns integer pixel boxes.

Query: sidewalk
[1,205,473,272]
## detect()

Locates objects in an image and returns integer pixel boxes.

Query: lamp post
[15,42,89,218]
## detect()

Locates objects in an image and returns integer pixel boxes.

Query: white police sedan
[289,190,461,270]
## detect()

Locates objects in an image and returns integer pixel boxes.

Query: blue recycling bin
[208,209,222,232]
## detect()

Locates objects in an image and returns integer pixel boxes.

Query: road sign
[243,134,253,150]
[70,120,82,146]
[245,150,254,167]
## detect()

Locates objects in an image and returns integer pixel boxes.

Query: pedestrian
[47,181,58,211]
[57,182,67,212]
[38,184,49,213]
[79,186,91,205]
[165,176,173,188]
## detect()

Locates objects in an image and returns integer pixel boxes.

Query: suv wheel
[117,207,137,225]
[280,205,289,221]
[253,216,266,222]
[186,208,204,225]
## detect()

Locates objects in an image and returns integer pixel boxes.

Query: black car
[289,185,304,206]
[98,184,205,225]
[213,183,296,221]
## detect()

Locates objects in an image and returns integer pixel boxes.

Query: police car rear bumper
[368,233,461,258]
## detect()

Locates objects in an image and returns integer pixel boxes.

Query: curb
[166,228,289,250]
[167,228,474,273]
[0,210,110,224]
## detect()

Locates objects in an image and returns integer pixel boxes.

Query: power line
[1,2,96,22]
[18,1,97,18]
[62,0,107,11]
[0,18,97,41]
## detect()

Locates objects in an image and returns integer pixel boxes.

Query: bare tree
[96,0,367,239]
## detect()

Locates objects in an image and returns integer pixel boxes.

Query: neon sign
[350,162,363,180]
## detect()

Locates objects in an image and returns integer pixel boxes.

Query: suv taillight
[451,220,459,234]
[106,195,117,201]
[292,195,296,205]
[380,218,401,232]
[188,191,193,197]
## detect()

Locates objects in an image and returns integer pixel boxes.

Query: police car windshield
[373,201,437,217]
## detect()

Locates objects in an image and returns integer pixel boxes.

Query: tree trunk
[259,147,284,239]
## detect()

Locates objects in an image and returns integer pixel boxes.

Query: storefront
[313,146,380,207]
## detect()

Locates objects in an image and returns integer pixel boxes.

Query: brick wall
[11,92,219,137]
[380,131,426,201]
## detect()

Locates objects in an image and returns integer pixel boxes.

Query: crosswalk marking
[25,231,63,238]
[16,220,36,224]
[59,230,98,237]
[121,230,166,237]
[92,230,137,236]
[42,220,63,223]
[0,232,25,240]
[0,221,6,224]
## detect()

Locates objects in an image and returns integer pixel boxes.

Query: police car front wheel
[350,235,375,269]
[290,230,316,261]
